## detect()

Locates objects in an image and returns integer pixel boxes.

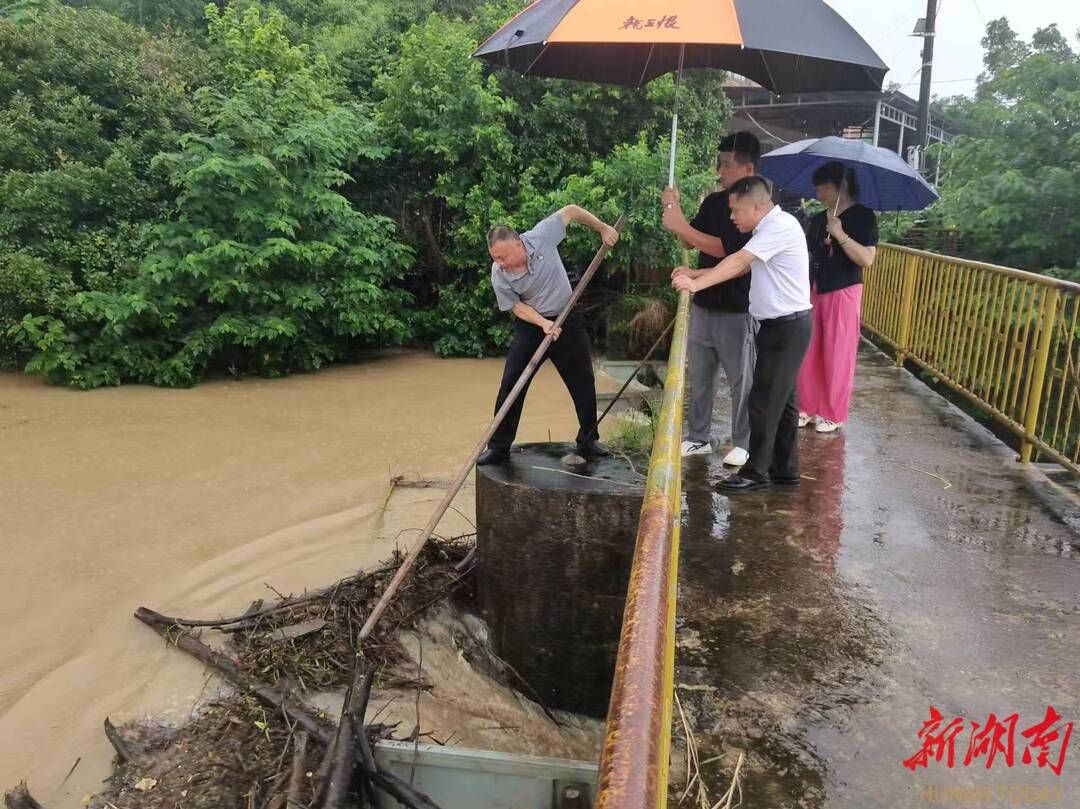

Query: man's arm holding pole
[558,205,620,247]
[661,187,728,258]
[512,301,561,340]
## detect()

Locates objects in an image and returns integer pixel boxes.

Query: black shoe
[476,448,510,466]
[772,476,801,487]
[577,440,610,460]
[718,473,772,492]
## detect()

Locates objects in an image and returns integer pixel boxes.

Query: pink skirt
[797,284,863,424]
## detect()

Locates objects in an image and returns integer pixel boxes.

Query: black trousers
[488,311,599,452]
[746,312,813,480]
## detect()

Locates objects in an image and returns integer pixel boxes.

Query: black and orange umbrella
[473,0,888,183]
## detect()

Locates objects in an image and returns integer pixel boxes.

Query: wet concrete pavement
[674,342,1079,808]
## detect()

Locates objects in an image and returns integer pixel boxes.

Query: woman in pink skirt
[797,162,878,433]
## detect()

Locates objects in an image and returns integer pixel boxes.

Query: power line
[869,0,925,44]
[743,111,794,145]
[897,76,978,87]
[882,37,924,74]
[854,63,926,129]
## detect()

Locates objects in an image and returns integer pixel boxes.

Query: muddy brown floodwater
[0,351,619,807]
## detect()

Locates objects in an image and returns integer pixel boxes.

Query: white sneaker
[815,419,842,433]
[798,412,813,428]
[681,440,712,456]
[722,447,749,467]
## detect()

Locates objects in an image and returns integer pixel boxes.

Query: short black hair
[727,175,773,202]
[487,225,520,247]
[811,161,861,200]
[718,131,761,167]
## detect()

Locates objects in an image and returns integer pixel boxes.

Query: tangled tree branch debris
[29,536,480,809]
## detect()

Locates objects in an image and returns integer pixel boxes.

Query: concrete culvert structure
[475,443,646,716]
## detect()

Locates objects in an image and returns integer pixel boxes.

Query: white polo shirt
[743,205,812,320]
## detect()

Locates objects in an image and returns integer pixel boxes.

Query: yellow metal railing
[596,289,691,809]
[863,244,1080,475]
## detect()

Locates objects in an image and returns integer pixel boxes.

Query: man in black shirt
[661,132,760,465]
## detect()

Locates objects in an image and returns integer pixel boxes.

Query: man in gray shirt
[478,205,619,465]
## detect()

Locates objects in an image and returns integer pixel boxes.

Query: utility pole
[914,0,938,168]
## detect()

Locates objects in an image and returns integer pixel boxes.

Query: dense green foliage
[1,0,730,383]
[0,1,207,365]
[15,5,413,386]
[3,2,1076,385]
[360,8,722,355]
[932,20,1080,274]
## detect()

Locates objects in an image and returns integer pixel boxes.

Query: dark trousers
[488,311,599,452]
[746,311,813,480]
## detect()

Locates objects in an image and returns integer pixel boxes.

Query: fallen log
[322,669,376,809]
[356,731,443,809]
[286,732,309,808]
[138,566,395,631]
[134,607,333,746]
[311,735,338,807]
[321,704,356,808]
[135,607,448,809]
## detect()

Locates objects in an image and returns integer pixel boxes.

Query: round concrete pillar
[475,443,645,717]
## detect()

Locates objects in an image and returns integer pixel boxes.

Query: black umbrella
[473,0,888,183]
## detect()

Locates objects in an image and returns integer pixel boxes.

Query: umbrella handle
[667,44,686,188]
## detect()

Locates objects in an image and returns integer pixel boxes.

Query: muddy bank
[0,352,620,807]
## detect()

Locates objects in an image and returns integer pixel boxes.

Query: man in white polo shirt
[672,175,812,491]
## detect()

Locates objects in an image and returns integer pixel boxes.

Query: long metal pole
[667,45,686,187]
[596,290,691,809]
[914,0,937,159]
[596,319,676,427]
[358,214,628,642]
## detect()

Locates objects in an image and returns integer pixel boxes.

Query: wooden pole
[596,318,675,426]
[358,214,628,642]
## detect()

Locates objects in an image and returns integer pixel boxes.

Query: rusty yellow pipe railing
[862,244,1080,475]
[596,289,691,809]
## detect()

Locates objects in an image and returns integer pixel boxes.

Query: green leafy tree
[370,12,518,282]
[16,3,413,387]
[368,8,725,356]
[62,0,213,35]
[0,1,207,365]
[4,0,734,369]
[932,20,1080,271]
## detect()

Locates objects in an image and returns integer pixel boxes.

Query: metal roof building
[722,79,962,179]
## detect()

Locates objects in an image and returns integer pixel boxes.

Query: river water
[3,347,1077,808]
[0,351,608,806]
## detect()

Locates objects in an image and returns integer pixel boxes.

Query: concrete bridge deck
[673,343,1079,808]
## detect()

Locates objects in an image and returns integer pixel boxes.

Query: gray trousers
[687,305,756,449]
